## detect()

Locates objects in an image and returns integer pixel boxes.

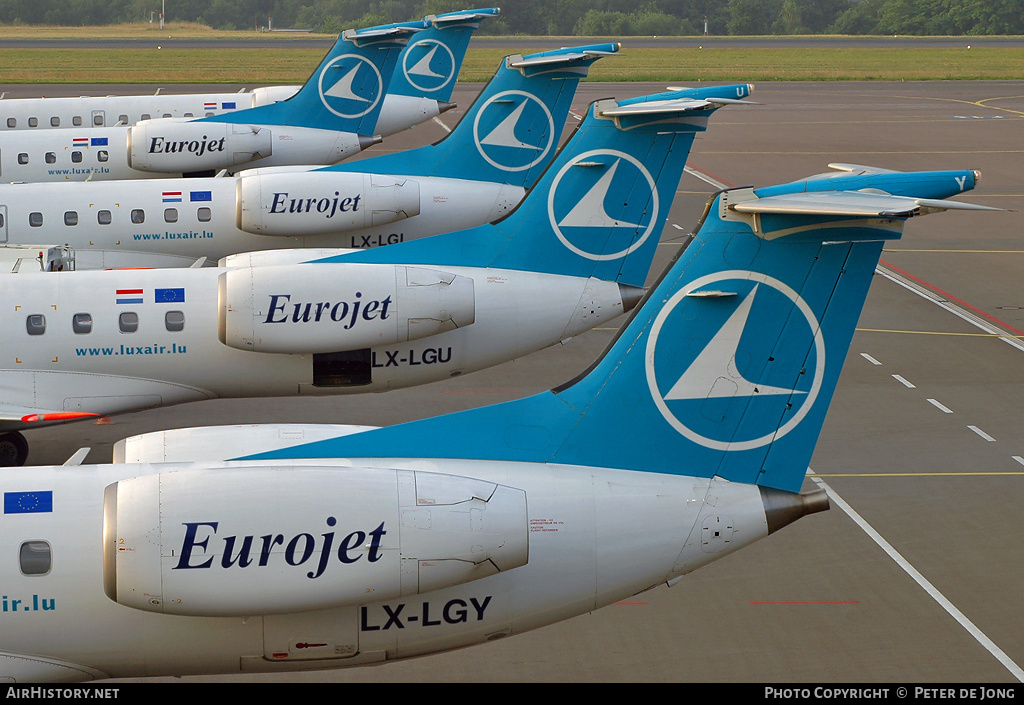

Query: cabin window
[162,113,171,118]
[17,153,28,165]
[29,212,42,227]
[27,117,37,127]
[118,115,128,125]
[19,541,51,576]
[50,117,60,127]
[205,112,214,117]
[6,118,14,128]
[26,314,46,335]
[45,152,56,164]
[130,209,145,224]
[73,313,93,334]
[97,210,112,225]
[96,150,108,162]
[93,114,103,126]
[64,211,78,226]
[184,112,194,118]
[164,208,178,223]
[73,116,82,126]
[0,213,5,228]
[197,207,212,222]
[165,310,185,332]
[71,151,82,163]
[140,114,151,121]
[119,312,138,333]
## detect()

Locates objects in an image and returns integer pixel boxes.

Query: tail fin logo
[644,271,826,451]
[472,90,555,172]
[402,39,456,93]
[547,150,658,261]
[318,55,384,119]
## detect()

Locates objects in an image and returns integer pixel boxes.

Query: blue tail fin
[325,86,750,288]
[205,22,418,133]
[248,167,997,493]
[329,43,620,189]
[387,8,500,103]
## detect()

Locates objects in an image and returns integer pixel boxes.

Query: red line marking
[880,259,1024,337]
[686,162,737,188]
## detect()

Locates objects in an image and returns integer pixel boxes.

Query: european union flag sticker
[4,491,53,514]
[155,288,185,303]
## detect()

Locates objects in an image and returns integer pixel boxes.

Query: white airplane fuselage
[0,94,446,183]
[0,123,366,182]
[0,86,300,130]
[0,260,627,430]
[0,174,523,265]
[0,457,770,681]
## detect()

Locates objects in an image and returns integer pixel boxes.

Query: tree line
[2,0,1023,36]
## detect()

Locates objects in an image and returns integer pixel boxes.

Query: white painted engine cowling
[102,467,529,616]
[127,119,273,173]
[236,171,420,236]
[217,263,476,354]
[248,85,300,107]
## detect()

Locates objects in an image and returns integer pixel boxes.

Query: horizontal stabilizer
[427,8,501,27]
[343,23,424,44]
[826,163,899,175]
[509,44,621,68]
[600,96,731,117]
[730,191,1002,218]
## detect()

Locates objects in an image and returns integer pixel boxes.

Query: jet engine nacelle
[102,467,529,616]
[248,85,300,107]
[127,119,273,173]
[236,172,421,236]
[218,263,476,354]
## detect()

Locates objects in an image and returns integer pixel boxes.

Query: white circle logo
[402,39,456,93]
[645,271,826,451]
[318,54,383,119]
[472,90,555,172]
[547,149,658,261]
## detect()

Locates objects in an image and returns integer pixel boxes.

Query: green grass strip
[0,46,1022,83]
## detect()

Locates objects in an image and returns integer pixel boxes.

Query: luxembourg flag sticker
[116,288,144,304]
[162,191,183,203]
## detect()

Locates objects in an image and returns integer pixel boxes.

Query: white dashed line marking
[860,353,882,365]
[968,426,996,442]
[892,375,916,388]
[927,399,953,414]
